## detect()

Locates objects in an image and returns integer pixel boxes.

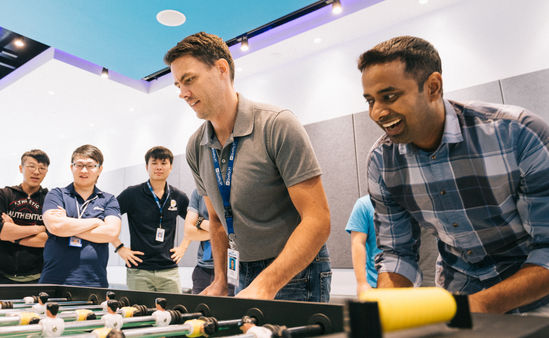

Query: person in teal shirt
[345,195,382,295]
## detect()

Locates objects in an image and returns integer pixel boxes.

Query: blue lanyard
[210,138,239,235]
[146,181,170,228]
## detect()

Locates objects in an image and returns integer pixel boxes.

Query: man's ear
[425,72,443,99]
[215,58,230,77]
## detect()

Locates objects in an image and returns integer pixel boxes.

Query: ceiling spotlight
[331,0,342,14]
[418,0,429,4]
[240,36,249,52]
[101,67,109,79]
[13,38,25,48]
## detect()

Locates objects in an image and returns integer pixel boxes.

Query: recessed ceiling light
[313,37,323,44]
[48,90,55,95]
[236,67,243,73]
[418,0,429,4]
[157,10,186,27]
[13,38,25,48]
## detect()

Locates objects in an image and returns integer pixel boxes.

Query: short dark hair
[145,146,174,165]
[358,36,442,91]
[106,291,116,300]
[71,144,104,165]
[164,32,235,82]
[38,292,49,304]
[46,302,59,316]
[21,149,50,166]
[155,297,167,310]
[107,299,120,312]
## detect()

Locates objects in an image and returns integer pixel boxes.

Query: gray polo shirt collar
[200,94,254,149]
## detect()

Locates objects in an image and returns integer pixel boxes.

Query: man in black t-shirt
[0,149,50,283]
[112,146,189,293]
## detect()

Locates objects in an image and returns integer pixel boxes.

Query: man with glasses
[40,144,121,287]
[111,146,189,293]
[0,149,50,284]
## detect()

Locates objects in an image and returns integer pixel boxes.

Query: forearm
[469,264,549,313]
[377,272,413,288]
[183,220,210,241]
[351,245,368,285]
[177,237,192,253]
[0,222,44,241]
[251,213,330,297]
[209,218,229,284]
[18,232,48,248]
[77,216,121,243]
[44,216,100,237]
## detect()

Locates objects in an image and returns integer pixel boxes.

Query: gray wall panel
[445,81,504,104]
[305,115,359,268]
[99,168,126,267]
[500,68,549,120]
[352,111,383,197]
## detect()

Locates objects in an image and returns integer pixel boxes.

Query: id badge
[69,236,82,247]
[227,248,240,287]
[155,228,165,242]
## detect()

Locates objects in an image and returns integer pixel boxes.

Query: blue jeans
[237,245,332,302]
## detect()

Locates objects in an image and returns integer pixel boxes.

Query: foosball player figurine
[91,327,126,338]
[152,297,171,327]
[32,292,49,314]
[39,303,65,337]
[241,322,273,338]
[101,291,117,312]
[102,300,123,330]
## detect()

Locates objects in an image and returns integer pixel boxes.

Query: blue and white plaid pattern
[368,99,549,312]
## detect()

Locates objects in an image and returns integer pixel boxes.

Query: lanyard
[210,138,239,235]
[75,195,98,219]
[146,181,171,228]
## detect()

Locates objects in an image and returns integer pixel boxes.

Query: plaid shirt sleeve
[514,111,549,270]
[368,147,422,286]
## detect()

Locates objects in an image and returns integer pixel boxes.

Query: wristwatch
[196,217,205,230]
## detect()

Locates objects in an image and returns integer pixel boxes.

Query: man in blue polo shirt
[111,146,189,293]
[40,144,121,287]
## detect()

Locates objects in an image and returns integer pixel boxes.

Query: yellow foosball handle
[19,312,40,325]
[185,319,205,337]
[359,287,457,332]
[75,309,93,321]
[120,306,137,318]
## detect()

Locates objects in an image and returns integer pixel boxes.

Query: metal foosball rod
[121,314,258,337]
[0,292,100,314]
[229,323,325,338]
[0,303,104,317]
[0,296,69,304]
[0,308,107,327]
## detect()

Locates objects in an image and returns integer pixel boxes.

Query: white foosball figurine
[39,303,65,337]
[32,292,49,314]
[151,297,171,327]
[102,300,123,330]
[100,291,117,312]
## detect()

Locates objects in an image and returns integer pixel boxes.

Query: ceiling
[0,0,379,82]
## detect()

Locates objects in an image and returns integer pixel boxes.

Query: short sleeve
[267,110,322,188]
[42,188,65,214]
[188,189,200,213]
[116,188,131,215]
[103,195,121,219]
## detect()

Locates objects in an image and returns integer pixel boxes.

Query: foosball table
[1,285,549,337]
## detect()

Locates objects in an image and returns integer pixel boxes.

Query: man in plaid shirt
[360,36,549,314]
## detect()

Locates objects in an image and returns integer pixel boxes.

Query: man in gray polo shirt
[164,32,332,301]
